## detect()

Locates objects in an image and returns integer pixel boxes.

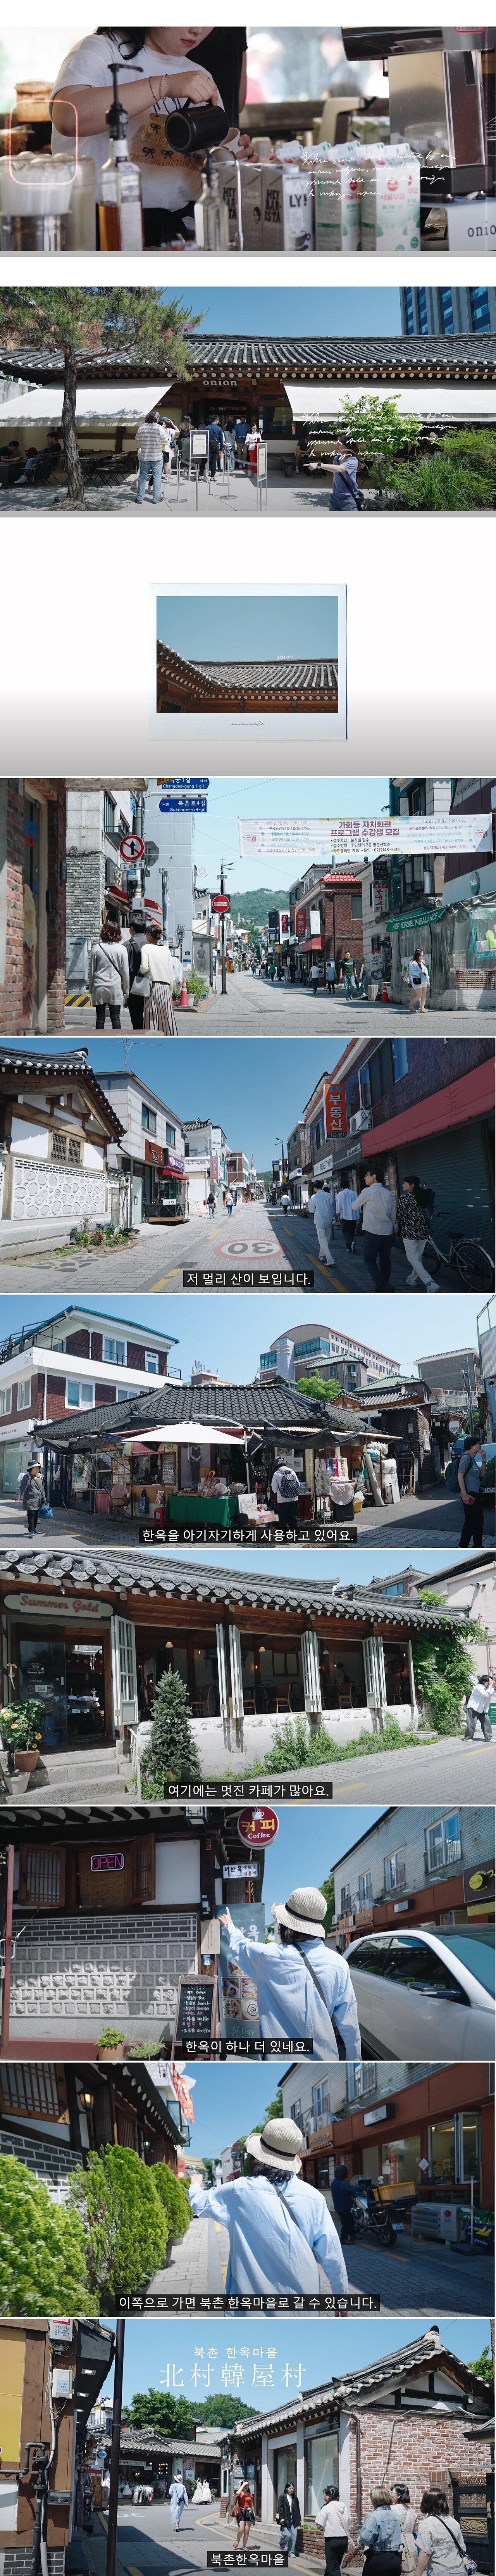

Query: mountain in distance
[229,885,290,927]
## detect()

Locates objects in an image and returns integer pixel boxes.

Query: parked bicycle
[422,1225,494,1288]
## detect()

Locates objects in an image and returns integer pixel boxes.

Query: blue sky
[192,773,389,890]
[96,2316,491,2410]
[157,595,339,663]
[159,2059,303,2159]
[0,1284,480,1380]
[188,287,401,337]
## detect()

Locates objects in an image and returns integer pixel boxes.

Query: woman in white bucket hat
[219,1888,361,2057]
[188,2117,348,2295]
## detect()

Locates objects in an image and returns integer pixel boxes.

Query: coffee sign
[237,1806,279,1848]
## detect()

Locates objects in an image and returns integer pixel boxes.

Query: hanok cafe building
[0,2318,115,2572]
[230,2327,494,2564]
[0,1048,122,1234]
[0,1802,274,2056]
[0,1548,467,1780]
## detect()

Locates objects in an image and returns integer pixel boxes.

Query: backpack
[277,1468,299,1497]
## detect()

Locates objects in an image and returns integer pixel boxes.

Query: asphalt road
[62,973,487,1038]
[0,1203,461,1296]
[0,1489,493,1557]
[329,1731,494,1802]
[148,2208,492,2317]
[93,2502,324,2576]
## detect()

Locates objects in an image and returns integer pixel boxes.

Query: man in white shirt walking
[351,1162,397,1291]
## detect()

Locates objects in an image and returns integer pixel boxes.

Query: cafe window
[425,1811,461,1874]
[305,2429,339,2515]
[382,2134,421,2188]
[20,1845,65,1906]
[0,2064,63,2120]
[0,1386,12,1415]
[103,1336,126,1366]
[141,1104,157,1135]
[428,2113,481,2186]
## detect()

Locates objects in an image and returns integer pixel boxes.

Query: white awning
[125,1423,248,1450]
[0,378,172,427]
[283,377,496,423]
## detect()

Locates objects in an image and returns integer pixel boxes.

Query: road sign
[119,834,145,862]
[211,893,231,915]
[158,778,209,789]
[159,797,207,813]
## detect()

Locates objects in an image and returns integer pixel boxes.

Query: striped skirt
[143,982,177,1035]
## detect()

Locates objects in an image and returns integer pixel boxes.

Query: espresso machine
[342,27,494,207]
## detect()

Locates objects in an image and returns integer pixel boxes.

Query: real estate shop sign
[239,817,493,862]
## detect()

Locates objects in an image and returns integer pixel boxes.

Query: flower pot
[13,1748,40,1773]
[97,2045,125,2061]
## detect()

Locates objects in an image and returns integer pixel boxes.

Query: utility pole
[220,857,227,996]
[106,2319,125,2576]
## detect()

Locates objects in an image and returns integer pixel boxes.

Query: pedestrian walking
[132,920,177,1034]
[390,2486,418,2573]
[463,1673,493,1742]
[219,1887,362,2056]
[457,1436,486,1547]
[226,1188,234,1217]
[232,2481,255,2555]
[326,955,336,995]
[396,1176,439,1291]
[88,920,130,1029]
[407,949,430,1013]
[135,414,167,504]
[168,2476,188,2531]
[346,2488,402,2576]
[207,1186,217,1219]
[415,2490,468,2576]
[351,1164,397,1291]
[188,2118,348,2294]
[308,1185,336,1269]
[278,2483,302,2562]
[336,1186,356,1254]
[326,437,360,512]
[331,2164,360,2245]
[310,960,320,996]
[316,2486,351,2576]
[17,1459,46,1536]
[271,1459,303,1532]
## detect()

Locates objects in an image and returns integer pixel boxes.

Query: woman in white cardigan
[89,920,130,1029]
[133,921,178,1034]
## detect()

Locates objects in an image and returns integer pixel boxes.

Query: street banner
[238,816,493,861]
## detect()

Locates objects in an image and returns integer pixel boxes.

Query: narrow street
[0,1202,465,1295]
[0,1486,493,1553]
[87,2499,325,2576]
[147,2210,492,2317]
[62,972,488,1039]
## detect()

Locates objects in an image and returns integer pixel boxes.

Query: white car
[344,1925,495,2060]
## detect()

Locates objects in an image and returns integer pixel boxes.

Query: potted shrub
[0,1697,43,1773]
[97,2027,126,2062]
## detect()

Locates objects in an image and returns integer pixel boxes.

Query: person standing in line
[316,2486,351,2576]
[135,414,167,504]
[278,2482,302,2561]
[207,415,225,478]
[245,418,261,475]
[336,1185,356,1254]
[350,1164,397,1291]
[396,1176,439,1292]
[89,919,130,1029]
[17,1459,46,1536]
[457,1435,486,1547]
[408,949,430,1013]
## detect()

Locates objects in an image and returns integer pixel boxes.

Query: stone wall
[10,1161,107,1223]
[10,1911,199,2031]
[66,842,105,948]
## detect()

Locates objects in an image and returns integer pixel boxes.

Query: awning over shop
[125,1423,249,1450]
[0,380,172,427]
[282,380,496,424]
[367,1059,494,1154]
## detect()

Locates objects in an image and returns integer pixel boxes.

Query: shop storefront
[313,2066,493,2207]
[384,900,496,1012]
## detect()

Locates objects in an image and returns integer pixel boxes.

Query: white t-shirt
[316,2502,350,2540]
[417,2516,466,2575]
[408,956,430,986]
[50,34,222,209]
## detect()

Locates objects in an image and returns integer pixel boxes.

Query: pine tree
[0,285,202,504]
[142,1669,197,1790]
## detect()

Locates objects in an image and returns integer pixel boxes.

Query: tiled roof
[0,1050,123,1139]
[2,335,494,384]
[39,1380,347,1447]
[234,2329,492,2436]
[0,1547,462,1629]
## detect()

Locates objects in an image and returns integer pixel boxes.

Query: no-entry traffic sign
[211,893,230,915]
[119,834,145,862]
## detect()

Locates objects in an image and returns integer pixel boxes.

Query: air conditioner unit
[350,1110,372,1137]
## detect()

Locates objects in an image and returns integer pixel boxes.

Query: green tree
[127,2389,196,2435]
[198,2396,258,2426]
[0,2158,90,2314]
[339,393,422,500]
[296,1375,341,1403]
[465,2346,494,2387]
[0,285,202,504]
[319,1872,335,1934]
[151,2162,191,2240]
[70,2144,169,2298]
[413,1597,480,1736]
[141,1668,198,1792]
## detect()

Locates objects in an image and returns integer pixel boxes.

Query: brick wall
[46,786,67,1032]
[65,1331,91,1358]
[348,2408,491,2526]
[372,1038,493,1131]
[323,888,364,972]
